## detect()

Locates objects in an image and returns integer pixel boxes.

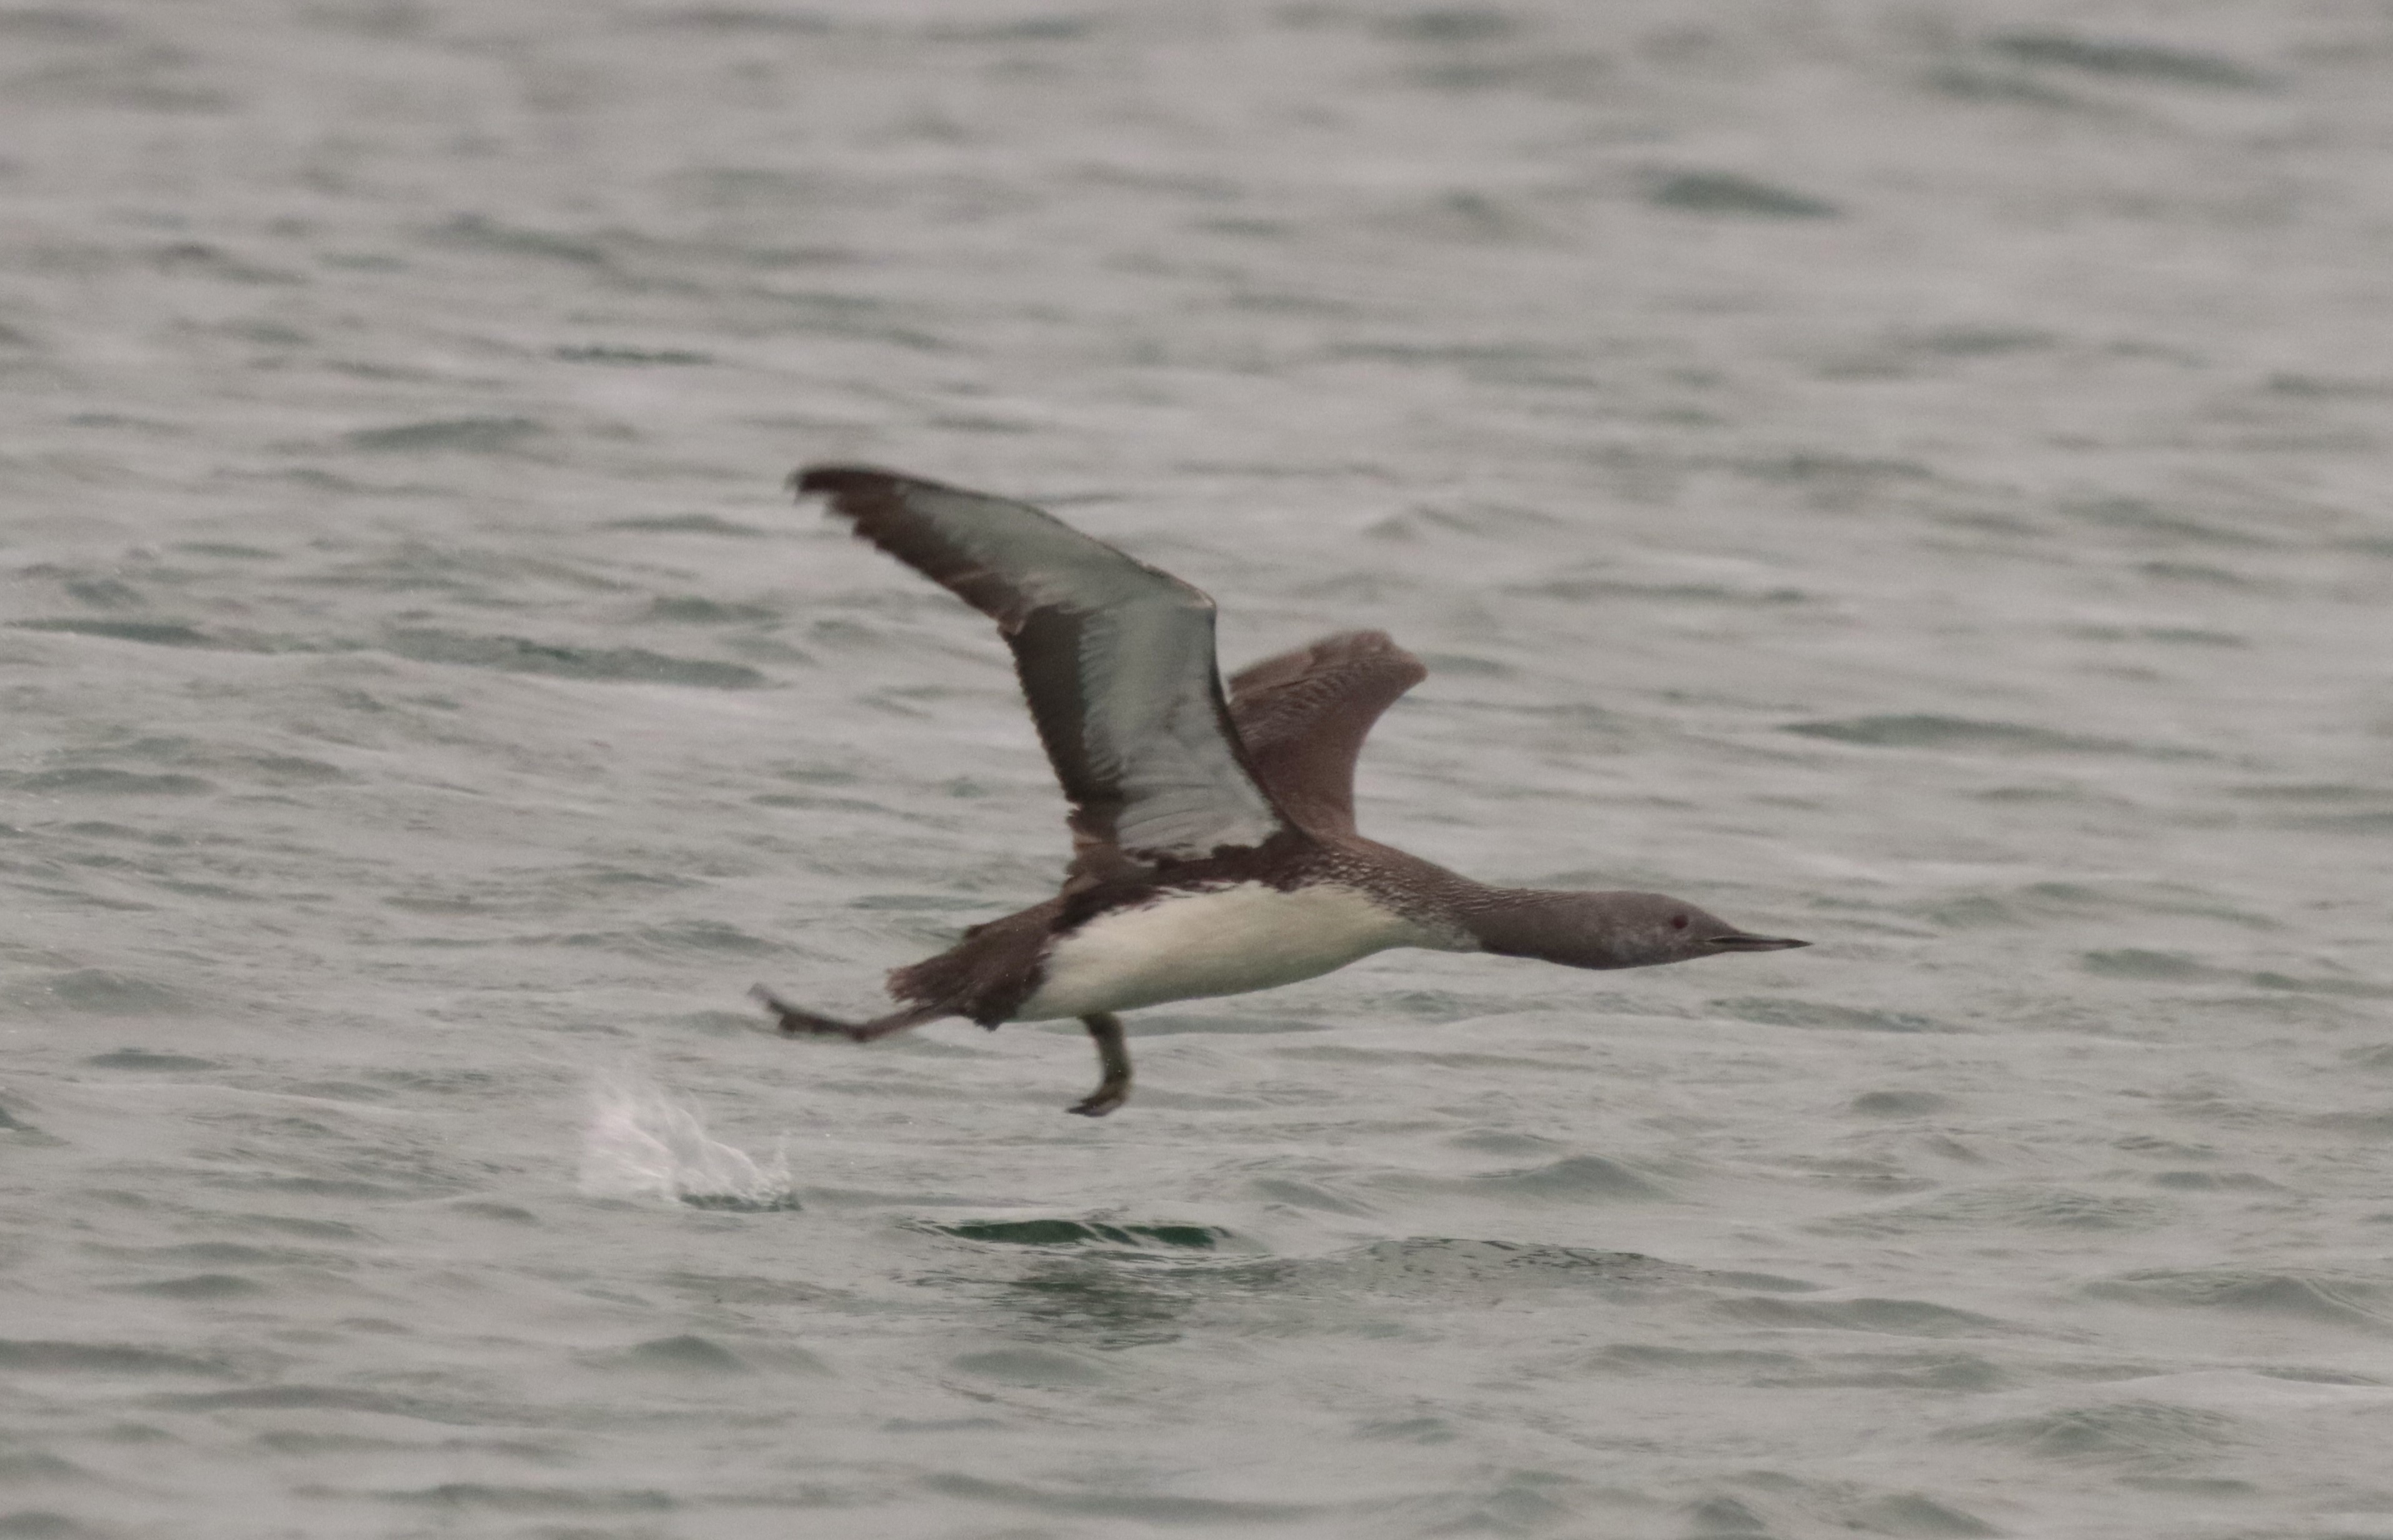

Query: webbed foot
[751,986,937,1044]
[1067,1012,1131,1117]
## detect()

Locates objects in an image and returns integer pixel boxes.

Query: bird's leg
[750,985,939,1043]
[1067,1012,1132,1118]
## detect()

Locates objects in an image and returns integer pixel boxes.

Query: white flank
[1014,882,1450,1021]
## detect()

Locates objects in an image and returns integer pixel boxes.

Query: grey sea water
[4,1,2392,1536]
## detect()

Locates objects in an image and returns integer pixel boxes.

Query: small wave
[929,1218,1226,1249]
[1467,1152,1673,1202]
[1946,1398,2239,1467]
[1782,713,2192,757]
[1714,996,1946,1033]
[601,514,766,537]
[380,629,766,689]
[1714,1295,2011,1338]
[1648,170,1839,219]
[1986,32,2272,89]
[576,1071,797,1212]
[12,618,232,649]
[343,416,545,453]
[2084,1268,2392,1329]
[1828,1184,2175,1235]
[0,769,213,796]
[37,972,194,1016]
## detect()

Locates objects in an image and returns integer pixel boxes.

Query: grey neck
[1459,888,1685,971]
[1337,840,1797,968]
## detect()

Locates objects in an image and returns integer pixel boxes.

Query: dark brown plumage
[1225,629,1427,838]
[754,465,1808,1117]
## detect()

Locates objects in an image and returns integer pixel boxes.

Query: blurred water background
[4,1,2392,1536]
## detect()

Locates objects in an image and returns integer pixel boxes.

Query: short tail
[749,985,945,1043]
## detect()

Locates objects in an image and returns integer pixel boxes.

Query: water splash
[577,1069,798,1211]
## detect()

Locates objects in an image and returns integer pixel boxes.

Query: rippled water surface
[5,2,2392,1536]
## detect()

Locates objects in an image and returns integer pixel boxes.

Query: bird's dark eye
[1670,914,1689,930]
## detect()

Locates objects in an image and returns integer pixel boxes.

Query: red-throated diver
[753,466,1808,1115]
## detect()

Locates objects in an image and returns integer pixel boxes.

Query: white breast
[1013,882,1449,1022]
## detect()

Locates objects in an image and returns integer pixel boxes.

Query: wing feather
[1226,629,1426,836]
[795,466,1287,874]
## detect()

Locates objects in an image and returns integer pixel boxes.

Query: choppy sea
[5,2,2392,1536]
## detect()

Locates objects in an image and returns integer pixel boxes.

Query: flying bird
[755,466,1807,1115]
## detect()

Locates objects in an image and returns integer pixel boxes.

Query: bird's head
[1469,889,1809,971]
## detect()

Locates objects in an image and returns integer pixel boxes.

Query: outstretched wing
[796,465,1287,877]
[1227,629,1426,838]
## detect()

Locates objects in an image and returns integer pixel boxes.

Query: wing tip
[789,462,903,502]
[1320,628,1429,681]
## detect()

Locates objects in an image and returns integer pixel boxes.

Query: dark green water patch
[1782,714,2184,758]
[1741,451,1932,486]
[609,1334,749,1374]
[917,1472,1312,1526]
[244,754,347,784]
[344,416,544,453]
[2066,496,2263,546]
[1713,1295,2010,1338]
[662,11,839,36]
[1946,1399,2237,1466]
[2269,372,2393,399]
[2139,560,2248,586]
[1848,1492,2004,1535]
[647,595,779,624]
[376,1482,676,1512]
[555,344,712,365]
[1247,1176,1375,1216]
[948,1344,1110,1385]
[12,619,236,649]
[84,1048,216,1071]
[1467,1153,1672,1202]
[41,972,191,1015]
[1715,997,1946,1033]
[930,1218,1227,1250]
[2080,949,2217,982]
[380,629,765,689]
[1759,1351,2009,1393]
[110,1273,267,1301]
[2069,622,2246,648]
[1987,32,2272,89]
[1596,1342,1807,1378]
[0,1453,84,1484]
[602,514,766,536]
[436,212,609,265]
[1,768,215,795]
[677,1192,804,1212]
[1649,171,1838,219]
[2085,1269,2392,1330]
[1522,576,1810,606]
[934,14,1099,42]
[557,919,779,958]
[1827,1184,2174,1234]
[1914,326,2054,356]
[1849,1089,1951,1117]
[2249,971,2392,998]
[1380,7,1514,43]
[116,1241,322,1268]
[1229,1238,1684,1302]
[154,1383,511,1424]
[0,1339,234,1377]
